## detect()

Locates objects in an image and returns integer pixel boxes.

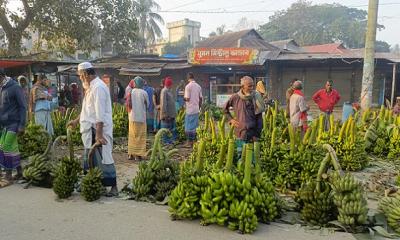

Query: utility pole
[360,0,379,110]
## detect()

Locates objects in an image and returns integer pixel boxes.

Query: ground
[0,137,397,240]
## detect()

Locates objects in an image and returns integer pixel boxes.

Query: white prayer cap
[77,62,93,71]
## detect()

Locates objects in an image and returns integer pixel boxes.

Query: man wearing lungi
[68,62,118,197]
[0,69,27,184]
[184,72,202,147]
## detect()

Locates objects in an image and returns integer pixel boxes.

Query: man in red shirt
[312,80,341,128]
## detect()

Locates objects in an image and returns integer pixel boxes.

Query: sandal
[0,179,13,188]
[105,187,119,197]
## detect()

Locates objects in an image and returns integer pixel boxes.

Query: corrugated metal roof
[276,50,400,63]
[196,29,279,51]
[269,39,303,52]
[302,43,346,54]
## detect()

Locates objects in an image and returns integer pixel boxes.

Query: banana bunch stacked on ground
[331,173,368,228]
[297,144,340,226]
[335,116,368,171]
[52,156,81,199]
[199,171,236,225]
[168,139,208,219]
[396,174,400,187]
[18,123,51,159]
[132,129,180,201]
[298,181,336,225]
[81,167,103,202]
[379,194,400,233]
[388,119,400,160]
[23,139,53,187]
[52,128,82,199]
[52,108,81,145]
[175,108,186,142]
[252,172,280,223]
[112,104,129,138]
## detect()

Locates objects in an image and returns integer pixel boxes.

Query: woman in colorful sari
[127,77,149,161]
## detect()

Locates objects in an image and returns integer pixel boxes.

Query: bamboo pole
[390,63,397,107]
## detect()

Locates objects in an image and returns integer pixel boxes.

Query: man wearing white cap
[68,62,118,196]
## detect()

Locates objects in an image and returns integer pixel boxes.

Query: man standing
[289,81,309,131]
[184,72,202,146]
[176,80,185,110]
[0,70,27,184]
[223,76,265,156]
[393,97,400,115]
[30,75,54,135]
[127,77,148,161]
[153,80,164,132]
[160,76,177,144]
[285,78,297,118]
[143,80,155,133]
[312,80,341,128]
[68,62,118,197]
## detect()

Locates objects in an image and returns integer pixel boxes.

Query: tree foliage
[375,40,391,53]
[0,0,138,57]
[133,0,164,53]
[258,0,385,48]
[162,37,191,56]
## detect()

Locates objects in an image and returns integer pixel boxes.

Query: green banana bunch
[176,108,186,142]
[52,108,81,145]
[112,103,129,138]
[388,125,400,160]
[331,173,368,229]
[228,199,258,234]
[378,194,400,233]
[23,139,54,187]
[81,167,103,202]
[52,156,82,199]
[18,123,51,159]
[131,129,180,201]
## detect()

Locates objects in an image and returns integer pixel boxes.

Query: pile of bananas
[387,122,400,160]
[22,139,53,187]
[396,174,400,187]
[18,123,50,159]
[331,173,368,229]
[131,129,180,201]
[176,108,186,142]
[335,116,368,171]
[52,156,82,199]
[169,139,208,220]
[112,104,129,138]
[298,181,336,225]
[52,108,81,145]
[297,144,341,226]
[379,194,400,233]
[81,167,103,202]
[52,128,81,199]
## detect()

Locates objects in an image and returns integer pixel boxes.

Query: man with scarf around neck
[223,76,265,156]
[289,81,309,132]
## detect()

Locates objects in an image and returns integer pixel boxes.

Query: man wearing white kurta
[68,62,118,196]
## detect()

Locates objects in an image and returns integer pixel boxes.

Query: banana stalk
[195,140,206,173]
[254,141,261,174]
[225,139,235,171]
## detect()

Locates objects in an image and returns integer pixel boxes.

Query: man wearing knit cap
[160,76,177,144]
[289,80,309,131]
[68,62,118,196]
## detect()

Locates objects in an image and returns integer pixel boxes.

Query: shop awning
[0,60,34,68]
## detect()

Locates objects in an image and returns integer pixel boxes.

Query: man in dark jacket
[0,70,27,183]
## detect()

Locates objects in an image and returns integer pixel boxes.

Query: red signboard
[188,48,259,65]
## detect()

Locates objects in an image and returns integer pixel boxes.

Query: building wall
[270,62,390,110]
[167,19,201,46]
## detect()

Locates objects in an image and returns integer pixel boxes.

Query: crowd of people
[1,63,400,192]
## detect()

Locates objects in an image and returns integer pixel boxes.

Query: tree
[391,44,400,54]
[258,0,384,48]
[233,17,261,31]
[162,37,191,56]
[375,40,390,53]
[208,24,230,37]
[0,0,138,57]
[132,0,164,53]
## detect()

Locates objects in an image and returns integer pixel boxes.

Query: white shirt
[184,80,202,115]
[129,88,148,123]
[80,77,113,137]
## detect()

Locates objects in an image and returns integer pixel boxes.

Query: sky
[155,0,400,46]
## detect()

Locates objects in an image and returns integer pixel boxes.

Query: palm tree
[133,0,164,53]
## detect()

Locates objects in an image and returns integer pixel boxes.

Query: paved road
[0,185,356,240]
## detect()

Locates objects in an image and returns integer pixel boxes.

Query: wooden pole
[391,63,397,107]
[360,0,379,110]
